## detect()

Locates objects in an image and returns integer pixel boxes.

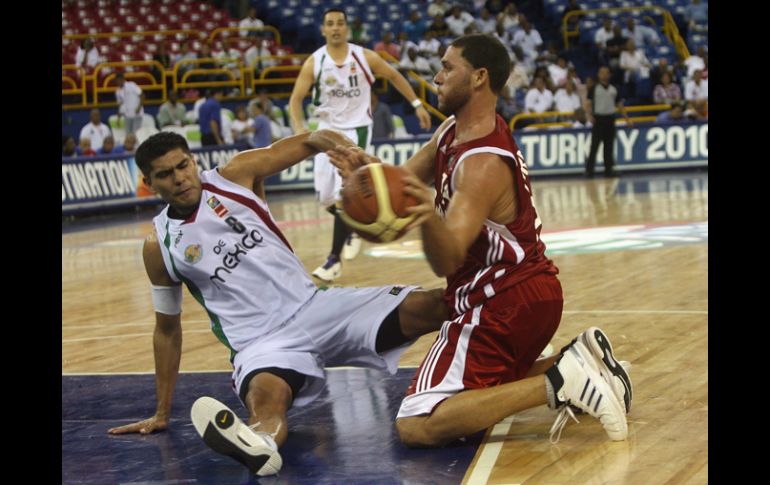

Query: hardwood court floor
[62,170,708,484]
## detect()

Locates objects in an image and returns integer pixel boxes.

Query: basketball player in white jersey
[106,130,448,477]
[289,8,432,282]
[327,34,633,447]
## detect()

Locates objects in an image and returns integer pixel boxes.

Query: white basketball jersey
[311,43,374,129]
[153,169,317,357]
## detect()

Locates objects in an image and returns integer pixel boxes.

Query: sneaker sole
[191,397,282,476]
[580,328,633,413]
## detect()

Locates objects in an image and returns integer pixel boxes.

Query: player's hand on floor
[108,415,169,435]
[402,172,436,230]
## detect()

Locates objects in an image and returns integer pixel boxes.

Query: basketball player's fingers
[402,176,433,204]
[404,210,434,231]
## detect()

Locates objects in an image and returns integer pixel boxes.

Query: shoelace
[248,421,282,441]
[549,405,580,444]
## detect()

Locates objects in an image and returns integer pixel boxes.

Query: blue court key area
[63,368,481,484]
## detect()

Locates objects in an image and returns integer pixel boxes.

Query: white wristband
[411,99,423,109]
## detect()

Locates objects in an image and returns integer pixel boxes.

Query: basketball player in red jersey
[329,34,632,446]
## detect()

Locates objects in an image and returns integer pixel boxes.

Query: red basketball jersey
[434,114,559,318]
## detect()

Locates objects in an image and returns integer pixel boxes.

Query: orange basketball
[340,164,418,243]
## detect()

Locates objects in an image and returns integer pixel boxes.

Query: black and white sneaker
[577,327,633,413]
[546,342,628,443]
[191,396,282,476]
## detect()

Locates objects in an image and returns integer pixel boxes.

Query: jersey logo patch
[389,286,405,296]
[207,196,229,218]
[184,244,203,264]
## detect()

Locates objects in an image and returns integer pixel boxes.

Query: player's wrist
[411,98,423,109]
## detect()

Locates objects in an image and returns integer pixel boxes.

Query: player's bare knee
[399,288,447,336]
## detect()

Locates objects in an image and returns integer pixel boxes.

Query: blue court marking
[63,369,481,484]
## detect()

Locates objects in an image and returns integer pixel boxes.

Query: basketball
[340,164,418,243]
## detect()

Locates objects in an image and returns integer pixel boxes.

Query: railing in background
[62,65,88,108]
[207,26,282,46]
[92,60,167,106]
[509,104,673,130]
[562,6,690,59]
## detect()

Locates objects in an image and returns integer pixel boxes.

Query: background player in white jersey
[328,34,633,447]
[106,130,447,477]
[289,8,432,282]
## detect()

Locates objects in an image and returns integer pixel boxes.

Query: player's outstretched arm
[288,56,315,135]
[364,49,432,130]
[108,232,183,435]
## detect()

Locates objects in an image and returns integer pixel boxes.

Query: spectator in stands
[622,18,659,49]
[115,73,145,136]
[655,101,685,123]
[396,32,419,62]
[374,32,400,60]
[214,40,244,86]
[566,66,585,97]
[231,105,256,145]
[173,41,198,84]
[507,59,531,96]
[79,109,112,152]
[512,18,543,61]
[348,18,371,46]
[157,90,188,127]
[493,22,515,52]
[525,76,554,115]
[684,0,708,33]
[511,45,535,77]
[75,37,100,74]
[77,137,96,157]
[404,11,428,44]
[428,0,450,18]
[619,39,651,94]
[152,43,173,84]
[685,99,707,121]
[701,54,708,80]
[683,45,707,81]
[446,5,476,38]
[98,136,118,155]
[650,58,675,89]
[536,42,560,69]
[584,66,631,178]
[475,8,497,35]
[561,0,584,34]
[547,55,570,88]
[653,71,682,105]
[239,6,265,38]
[485,0,507,16]
[248,89,276,124]
[371,92,394,139]
[418,30,442,66]
[199,88,224,146]
[428,43,448,75]
[220,109,234,145]
[62,135,77,157]
[244,34,276,80]
[594,19,614,53]
[573,107,591,128]
[684,69,708,104]
[250,101,273,148]
[533,66,556,93]
[122,133,138,154]
[554,80,582,118]
[427,14,450,39]
[604,25,627,83]
[399,47,434,82]
[497,3,520,34]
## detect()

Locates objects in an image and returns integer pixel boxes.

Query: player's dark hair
[135,132,191,178]
[450,34,512,95]
[322,8,347,23]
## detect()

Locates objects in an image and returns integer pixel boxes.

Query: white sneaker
[342,233,362,260]
[539,343,554,359]
[546,342,628,442]
[312,255,342,282]
[577,327,633,413]
[191,396,282,476]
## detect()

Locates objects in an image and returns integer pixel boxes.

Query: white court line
[465,416,516,485]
